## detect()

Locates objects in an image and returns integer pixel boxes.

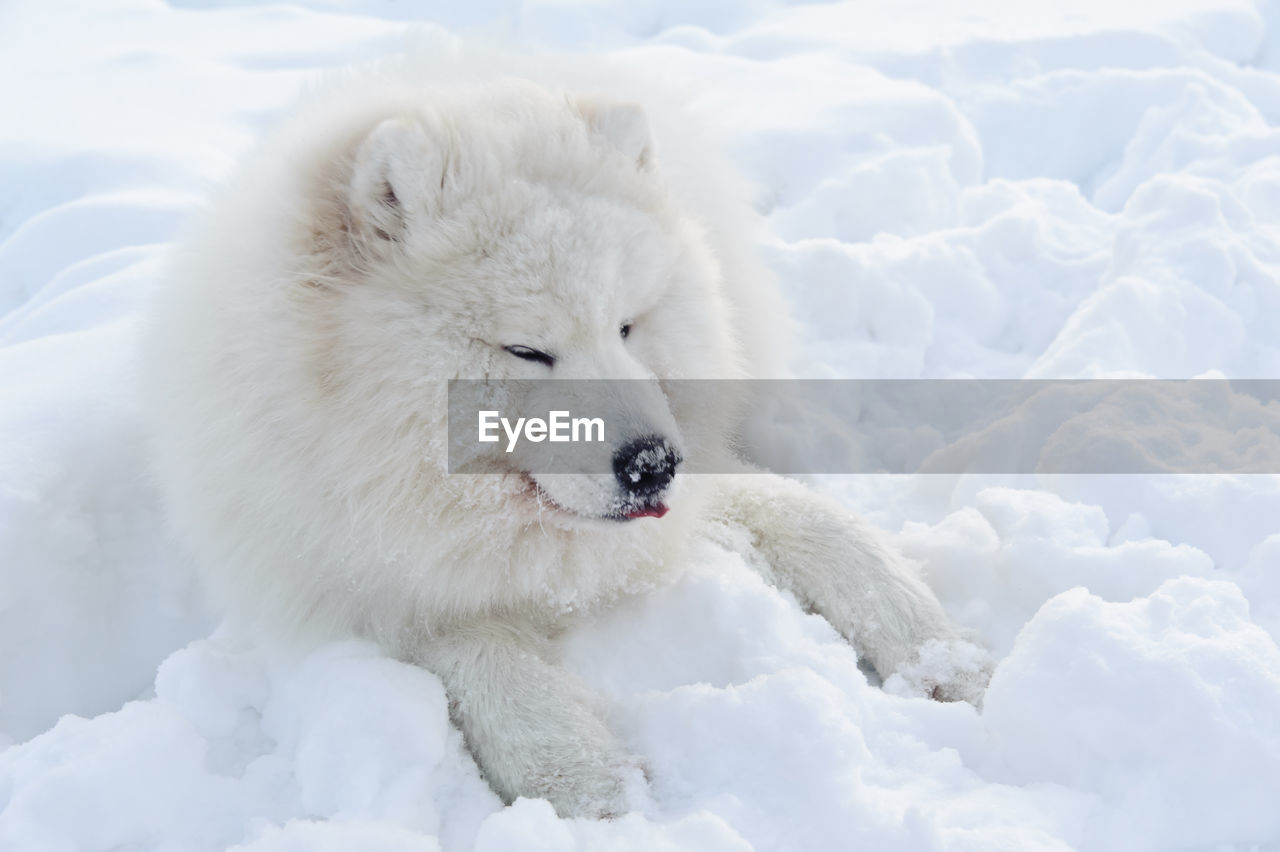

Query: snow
[3,0,1280,849]
[982,578,1280,851]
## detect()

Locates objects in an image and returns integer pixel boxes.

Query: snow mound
[984,578,1280,850]
[0,639,498,851]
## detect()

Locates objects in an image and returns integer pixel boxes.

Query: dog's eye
[504,345,556,367]
[620,322,632,340]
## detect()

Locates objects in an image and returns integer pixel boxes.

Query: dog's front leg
[706,473,993,705]
[413,618,641,818]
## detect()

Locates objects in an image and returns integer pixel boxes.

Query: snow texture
[3,0,1280,849]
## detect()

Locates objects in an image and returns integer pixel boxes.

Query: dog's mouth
[519,474,669,522]
[621,503,669,520]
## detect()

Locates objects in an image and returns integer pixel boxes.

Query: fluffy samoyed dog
[144,52,992,818]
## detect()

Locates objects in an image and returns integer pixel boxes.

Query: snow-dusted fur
[143,53,992,818]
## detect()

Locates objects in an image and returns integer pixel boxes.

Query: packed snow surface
[4,1,1280,849]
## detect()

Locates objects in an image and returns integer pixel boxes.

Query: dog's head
[298,82,745,524]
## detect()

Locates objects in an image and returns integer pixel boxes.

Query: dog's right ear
[346,116,441,249]
[576,98,654,171]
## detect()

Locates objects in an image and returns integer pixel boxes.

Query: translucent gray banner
[447,380,1280,474]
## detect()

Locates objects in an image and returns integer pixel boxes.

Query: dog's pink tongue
[625,503,669,520]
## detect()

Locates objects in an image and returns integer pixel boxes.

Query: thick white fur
[143,50,992,819]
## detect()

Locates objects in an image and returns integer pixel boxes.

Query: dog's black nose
[613,436,681,497]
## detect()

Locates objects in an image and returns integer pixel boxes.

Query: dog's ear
[347,117,441,247]
[576,98,654,170]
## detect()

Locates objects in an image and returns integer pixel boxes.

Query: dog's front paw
[523,744,647,820]
[882,636,995,708]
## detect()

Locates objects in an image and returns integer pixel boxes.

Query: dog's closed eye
[504,345,556,367]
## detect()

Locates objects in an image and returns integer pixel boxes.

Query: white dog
[143,53,992,819]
